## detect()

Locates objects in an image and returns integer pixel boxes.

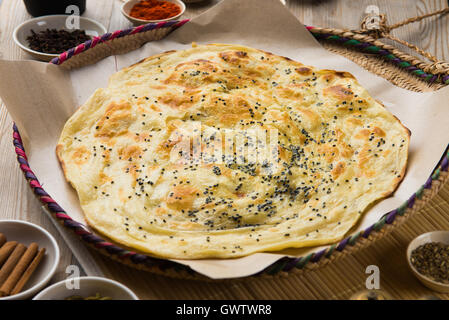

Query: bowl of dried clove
[13,15,107,61]
[407,231,449,293]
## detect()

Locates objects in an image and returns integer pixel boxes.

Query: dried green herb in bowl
[26,29,91,54]
[410,242,449,284]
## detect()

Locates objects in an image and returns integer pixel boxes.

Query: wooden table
[0,0,448,300]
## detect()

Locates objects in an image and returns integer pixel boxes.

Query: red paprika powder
[129,0,181,21]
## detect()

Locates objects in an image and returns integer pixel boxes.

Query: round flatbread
[57,43,409,259]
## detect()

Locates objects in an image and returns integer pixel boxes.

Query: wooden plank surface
[0,0,448,300]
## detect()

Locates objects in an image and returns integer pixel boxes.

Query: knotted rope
[358,7,449,73]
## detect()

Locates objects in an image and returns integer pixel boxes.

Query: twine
[360,8,449,62]
[356,6,449,77]
[308,6,449,84]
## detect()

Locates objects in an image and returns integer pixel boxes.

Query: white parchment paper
[0,0,448,279]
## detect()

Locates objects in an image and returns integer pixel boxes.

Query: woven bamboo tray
[12,20,449,281]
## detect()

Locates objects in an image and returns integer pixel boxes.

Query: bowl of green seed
[407,231,449,293]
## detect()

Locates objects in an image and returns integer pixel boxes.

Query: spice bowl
[13,15,107,61]
[0,220,60,300]
[407,230,449,293]
[121,0,186,25]
[33,276,139,300]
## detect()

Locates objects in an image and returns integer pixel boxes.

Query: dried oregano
[410,242,449,284]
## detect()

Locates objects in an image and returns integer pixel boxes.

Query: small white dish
[33,276,139,300]
[121,0,185,25]
[13,15,107,61]
[407,230,449,293]
[0,219,60,300]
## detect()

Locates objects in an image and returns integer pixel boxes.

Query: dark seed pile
[26,29,91,54]
[410,242,449,284]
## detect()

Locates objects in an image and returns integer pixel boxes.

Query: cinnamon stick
[0,233,6,248]
[0,243,26,287]
[0,241,18,267]
[0,243,38,296]
[11,248,46,296]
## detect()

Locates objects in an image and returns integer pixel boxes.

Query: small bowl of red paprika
[121,0,186,25]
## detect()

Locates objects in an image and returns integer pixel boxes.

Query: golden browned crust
[374,99,410,197]
[56,43,410,259]
[56,144,69,181]
[123,50,177,71]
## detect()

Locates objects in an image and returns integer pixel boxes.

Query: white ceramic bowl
[0,220,60,300]
[33,276,139,300]
[407,230,449,293]
[13,15,107,61]
[121,0,185,25]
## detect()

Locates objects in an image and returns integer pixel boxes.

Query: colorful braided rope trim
[306,26,449,84]
[50,19,190,65]
[48,22,446,84]
[11,20,448,277]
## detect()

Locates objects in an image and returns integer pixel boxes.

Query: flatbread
[57,43,410,259]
